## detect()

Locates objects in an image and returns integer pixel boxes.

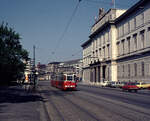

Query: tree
[0,23,29,84]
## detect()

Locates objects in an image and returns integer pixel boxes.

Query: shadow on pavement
[0,86,43,104]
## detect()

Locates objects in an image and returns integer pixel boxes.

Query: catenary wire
[85,0,137,8]
[52,0,82,56]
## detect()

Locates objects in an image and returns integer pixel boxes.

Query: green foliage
[0,22,29,84]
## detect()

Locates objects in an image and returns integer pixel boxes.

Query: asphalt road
[39,81,150,121]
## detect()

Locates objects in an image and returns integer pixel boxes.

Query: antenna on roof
[112,0,116,8]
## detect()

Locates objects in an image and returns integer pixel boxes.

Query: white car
[100,81,109,87]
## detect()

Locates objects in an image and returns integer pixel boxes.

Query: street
[39,81,150,121]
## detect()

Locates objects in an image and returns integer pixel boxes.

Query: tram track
[63,92,133,121]
[39,86,65,121]
[38,82,150,121]
[79,85,150,109]
[68,91,150,121]
[46,86,125,121]
[47,86,99,121]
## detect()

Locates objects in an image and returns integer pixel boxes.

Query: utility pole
[33,45,36,88]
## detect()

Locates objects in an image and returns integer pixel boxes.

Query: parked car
[122,82,139,92]
[107,81,118,88]
[116,81,126,88]
[100,81,109,87]
[136,82,150,89]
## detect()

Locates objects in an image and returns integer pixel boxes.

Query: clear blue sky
[0,0,139,64]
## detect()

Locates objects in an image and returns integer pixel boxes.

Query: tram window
[67,76,73,81]
[63,76,66,81]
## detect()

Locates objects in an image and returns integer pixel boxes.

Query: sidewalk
[0,84,46,121]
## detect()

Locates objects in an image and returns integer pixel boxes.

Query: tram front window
[67,76,73,81]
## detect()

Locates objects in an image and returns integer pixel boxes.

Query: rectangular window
[103,47,105,58]
[134,17,136,29]
[140,30,145,48]
[128,64,130,77]
[122,25,124,36]
[141,13,144,24]
[99,48,101,57]
[122,40,125,54]
[117,42,120,56]
[96,50,98,58]
[128,21,130,32]
[142,62,145,76]
[127,37,130,53]
[133,34,137,50]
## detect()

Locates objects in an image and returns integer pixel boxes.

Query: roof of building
[81,38,91,47]
[62,59,81,64]
[48,62,60,65]
[115,0,148,23]
[81,0,149,48]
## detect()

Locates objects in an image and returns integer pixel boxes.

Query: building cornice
[81,21,114,48]
[81,39,91,47]
[89,21,114,39]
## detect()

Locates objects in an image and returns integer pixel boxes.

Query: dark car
[122,82,139,92]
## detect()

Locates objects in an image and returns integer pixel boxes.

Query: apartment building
[82,0,150,84]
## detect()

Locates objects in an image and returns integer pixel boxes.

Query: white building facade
[116,0,150,82]
[82,0,150,84]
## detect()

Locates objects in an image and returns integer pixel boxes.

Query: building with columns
[81,0,150,84]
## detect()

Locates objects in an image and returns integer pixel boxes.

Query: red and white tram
[51,73,77,90]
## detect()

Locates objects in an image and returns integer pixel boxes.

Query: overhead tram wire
[52,0,82,56]
[63,49,83,61]
[71,49,82,57]
[85,0,132,8]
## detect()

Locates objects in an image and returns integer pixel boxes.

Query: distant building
[37,62,46,81]
[46,62,60,80]
[46,59,83,81]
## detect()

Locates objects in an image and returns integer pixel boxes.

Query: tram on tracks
[50,73,77,91]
